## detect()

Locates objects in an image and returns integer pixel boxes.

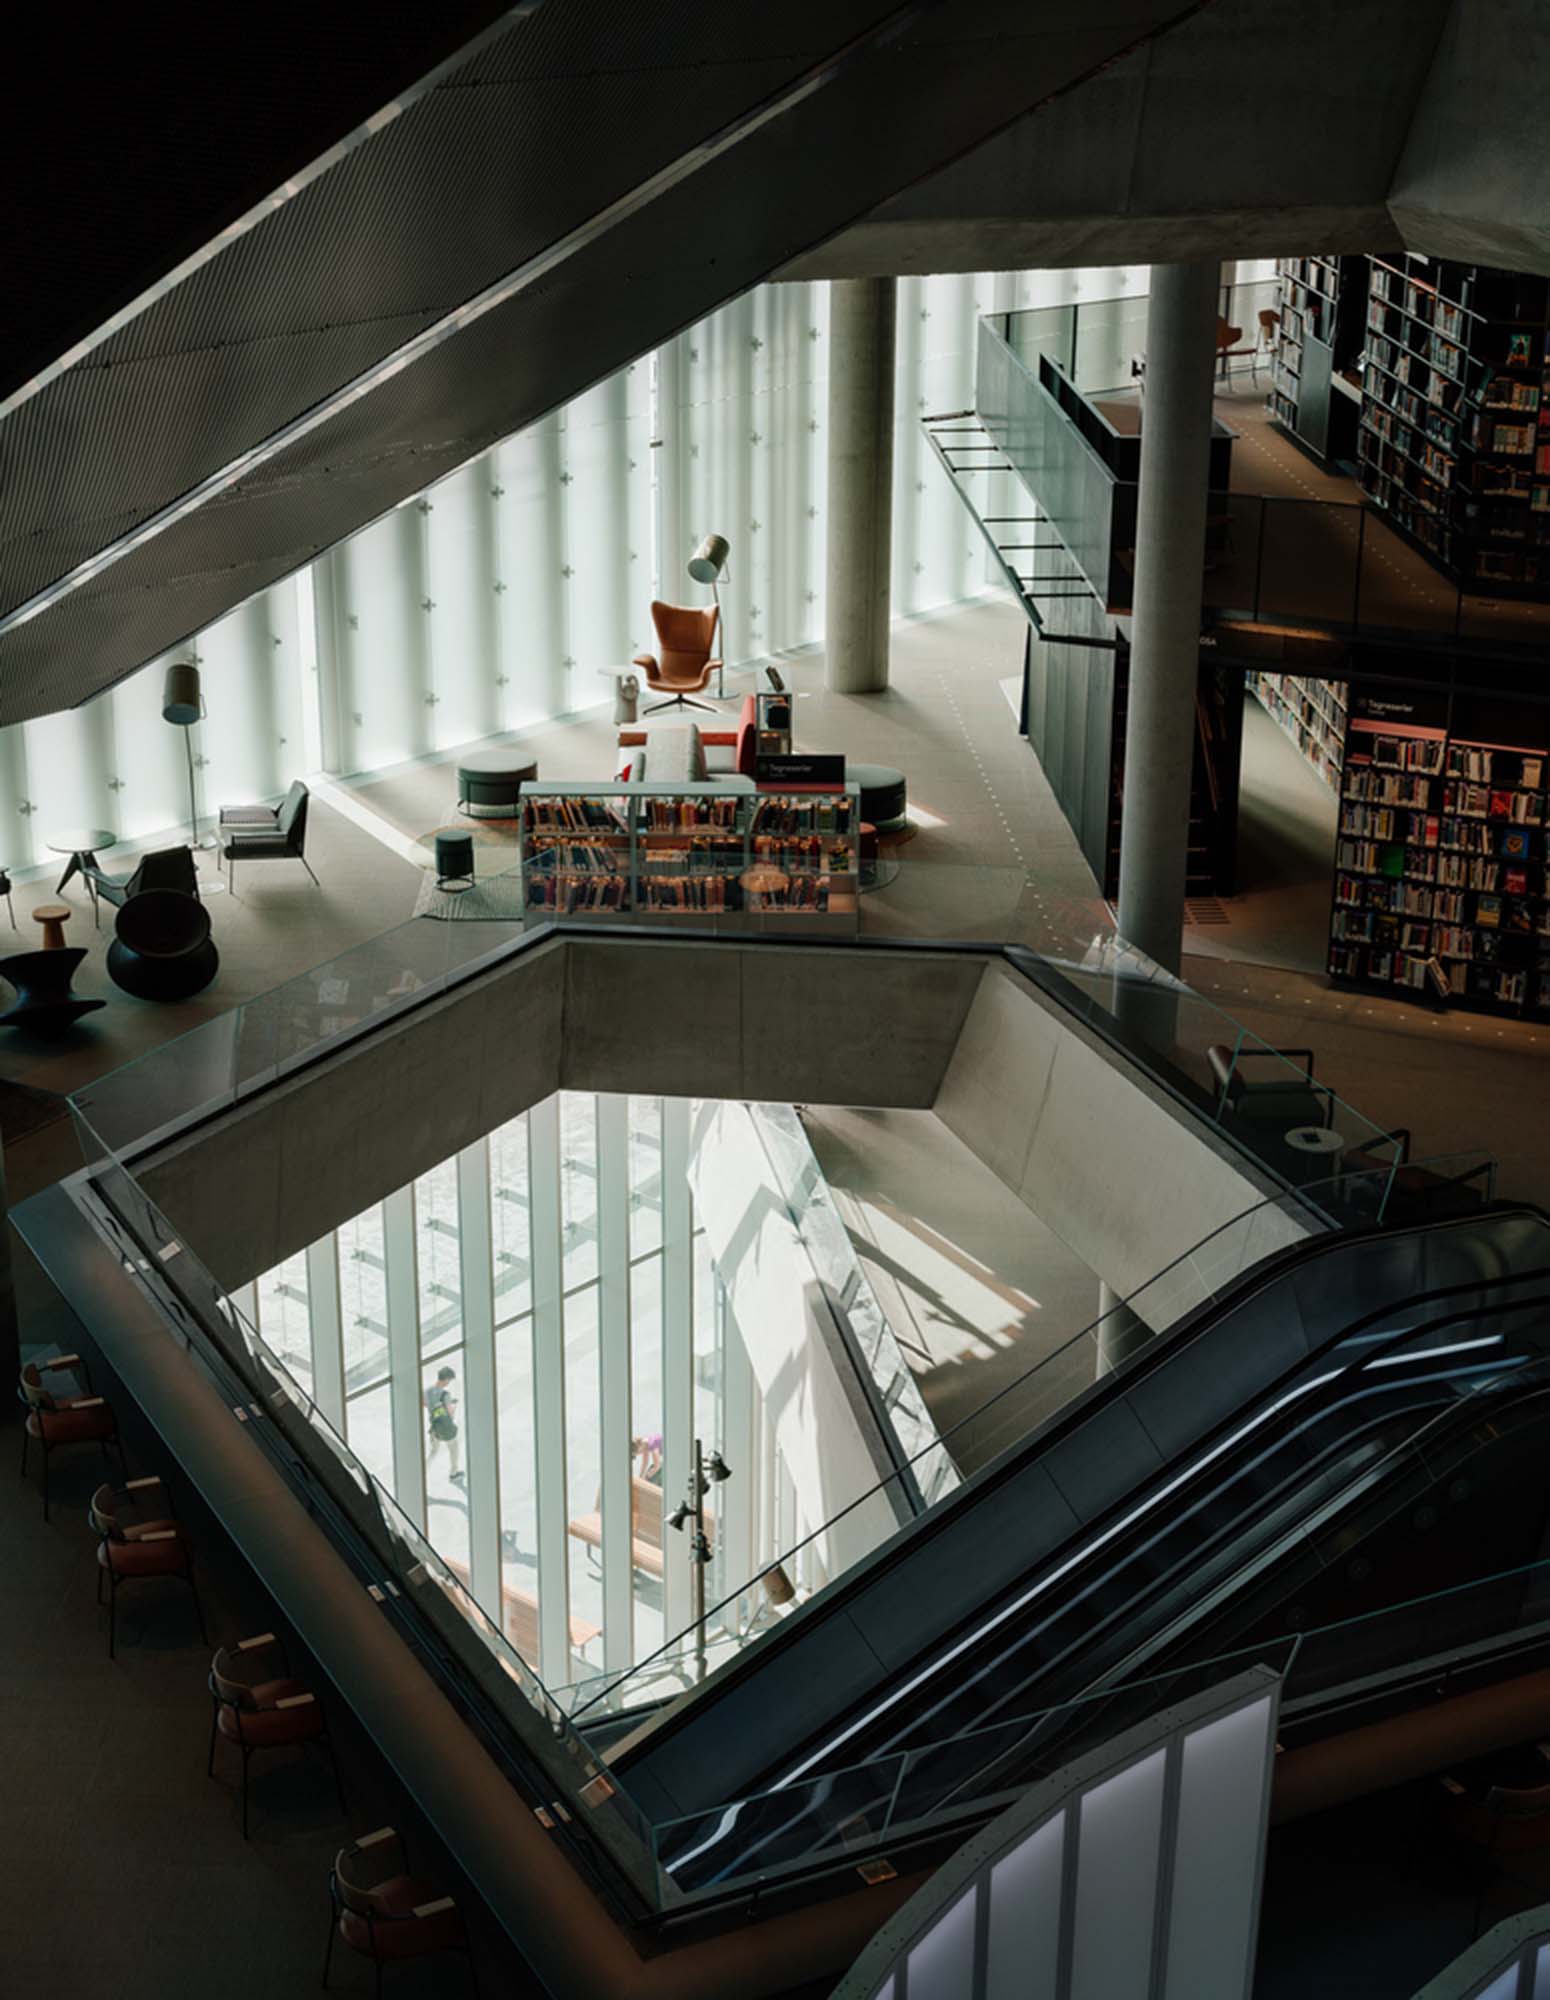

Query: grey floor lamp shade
[687,534,730,694]
[162,660,213,848]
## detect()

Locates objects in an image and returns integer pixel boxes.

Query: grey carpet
[412,872,527,922]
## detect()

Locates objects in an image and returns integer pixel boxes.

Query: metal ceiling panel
[0,0,1199,725]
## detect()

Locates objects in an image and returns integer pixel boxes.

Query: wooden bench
[444,1556,599,1669]
[568,1474,709,1582]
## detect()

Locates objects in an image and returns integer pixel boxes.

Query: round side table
[1284,1125,1343,1156]
[33,904,72,951]
[45,829,117,900]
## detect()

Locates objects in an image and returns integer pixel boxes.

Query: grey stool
[434,829,475,892]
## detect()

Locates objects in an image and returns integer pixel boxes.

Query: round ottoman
[433,829,475,892]
[107,891,218,1001]
[848,763,908,834]
[456,749,537,819]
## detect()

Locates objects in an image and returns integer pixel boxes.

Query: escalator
[603,1207,1550,1900]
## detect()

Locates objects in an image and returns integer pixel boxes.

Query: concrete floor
[2,1297,524,2000]
[1186,691,1338,978]
[801,1106,1102,1473]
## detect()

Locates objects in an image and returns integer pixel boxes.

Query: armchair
[208,1631,344,1838]
[85,843,198,920]
[220,779,319,890]
[324,1826,471,1991]
[18,1354,124,1518]
[90,1475,205,1659]
[634,601,721,713]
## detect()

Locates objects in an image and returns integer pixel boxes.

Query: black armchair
[85,843,199,922]
[220,780,319,891]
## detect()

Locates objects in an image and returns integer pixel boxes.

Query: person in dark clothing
[425,1364,464,1484]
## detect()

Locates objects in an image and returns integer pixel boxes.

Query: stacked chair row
[19,1351,477,1990]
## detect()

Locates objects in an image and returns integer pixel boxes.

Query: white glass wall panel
[1165,1695,1276,2000]
[906,1890,977,2000]
[985,1814,1063,2000]
[492,417,569,731]
[1068,1749,1168,2000]
[322,505,430,774]
[425,463,500,751]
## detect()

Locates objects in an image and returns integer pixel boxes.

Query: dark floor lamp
[162,661,216,856]
[687,533,731,698]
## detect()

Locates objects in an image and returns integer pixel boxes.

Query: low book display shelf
[518,779,861,932]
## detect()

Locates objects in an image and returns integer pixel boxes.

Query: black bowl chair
[107,890,218,1001]
[0,947,105,1033]
[86,843,199,922]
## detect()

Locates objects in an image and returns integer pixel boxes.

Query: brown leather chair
[208,1631,345,1839]
[324,1826,473,1995]
[90,1475,205,1659]
[634,602,721,713]
[18,1354,124,1519]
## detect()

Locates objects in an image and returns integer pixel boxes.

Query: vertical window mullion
[527,1093,571,1685]
[457,1138,502,1624]
[383,1185,426,1526]
[595,1094,635,1673]
[660,1096,694,1647]
[305,1235,345,1428]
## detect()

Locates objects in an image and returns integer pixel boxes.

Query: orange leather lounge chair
[634,601,721,713]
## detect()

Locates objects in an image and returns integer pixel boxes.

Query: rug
[411,872,529,922]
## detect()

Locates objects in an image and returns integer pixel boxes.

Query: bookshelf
[519,780,860,930]
[1249,672,1347,791]
[1357,256,1550,594]
[1328,704,1550,1019]
[1272,255,1341,438]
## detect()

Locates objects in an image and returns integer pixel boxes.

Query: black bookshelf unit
[1358,256,1550,596]
[1329,690,1550,1022]
[1273,255,1364,466]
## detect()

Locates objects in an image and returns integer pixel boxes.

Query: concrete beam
[778,0,1452,281]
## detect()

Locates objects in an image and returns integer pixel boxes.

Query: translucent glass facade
[247,1091,787,1693]
[0,265,1180,869]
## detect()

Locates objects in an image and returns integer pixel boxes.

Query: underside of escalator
[608,1208,1550,1902]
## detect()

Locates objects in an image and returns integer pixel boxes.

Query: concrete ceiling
[779,0,1548,278]
[0,0,1205,727]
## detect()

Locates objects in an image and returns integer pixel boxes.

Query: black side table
[434,829,475,892]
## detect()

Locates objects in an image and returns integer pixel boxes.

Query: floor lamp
[687,533,731,698]
[163,661,218,860]
[668,1438,732,1684]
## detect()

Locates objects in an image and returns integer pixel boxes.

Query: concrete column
[1116,261,1221,976]
[824,276,896,693]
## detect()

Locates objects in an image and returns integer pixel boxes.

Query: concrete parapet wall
[933,959,1311,1315]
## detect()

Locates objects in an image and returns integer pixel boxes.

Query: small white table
[1284,1125,1343,1156]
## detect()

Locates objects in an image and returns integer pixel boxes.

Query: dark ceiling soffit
[0,3,1199,720]
[0,0,932,664]
[0,6,544,425]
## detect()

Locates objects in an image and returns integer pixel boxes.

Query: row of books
[1441,781,1545,824]
[1336,874,1546,922]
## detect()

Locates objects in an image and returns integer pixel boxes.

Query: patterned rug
[411,871,528,922]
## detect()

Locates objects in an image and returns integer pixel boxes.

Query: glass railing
[647,1546,1550,1903]
[66,1088,666,1909]
[999,281,1278,399]
[557,1162,1456,1723]
[742,1101,958,1512]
